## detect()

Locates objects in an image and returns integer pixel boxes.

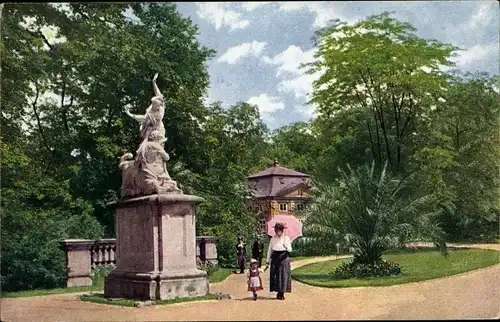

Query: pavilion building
[247,160,312,234]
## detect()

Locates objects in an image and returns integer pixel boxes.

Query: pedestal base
[104,270,209,300]
[103,194,208,301]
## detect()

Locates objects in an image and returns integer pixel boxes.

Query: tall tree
[305,12,458,174]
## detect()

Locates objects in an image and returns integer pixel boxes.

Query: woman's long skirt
[237,254,245,271]
[269,251,292,293]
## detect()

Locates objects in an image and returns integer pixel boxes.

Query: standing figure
[252,235,265,268]
[247,259,264,301]
[199,237,206,263]
[265,222,292,300]
[236,237,247,274]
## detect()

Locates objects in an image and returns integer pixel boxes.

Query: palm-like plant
[305,161,442,265]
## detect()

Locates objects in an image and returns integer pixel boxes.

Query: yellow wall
[284,189,311,198]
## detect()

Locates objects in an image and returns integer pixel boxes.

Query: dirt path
[2,244,499,321]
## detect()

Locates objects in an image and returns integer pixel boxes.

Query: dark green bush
[330,260,401,279]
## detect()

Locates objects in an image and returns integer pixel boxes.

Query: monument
[104,74,208,300]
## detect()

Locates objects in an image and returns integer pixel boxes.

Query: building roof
[247,161,312,198]
[247,160,310,179]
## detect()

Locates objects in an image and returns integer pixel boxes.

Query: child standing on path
[247,259,264,300]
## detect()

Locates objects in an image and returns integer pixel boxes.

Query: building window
[296,203,304,211]
[279,203,287,211]
[279,177,285,184]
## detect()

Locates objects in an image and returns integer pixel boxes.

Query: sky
[174,1,499,129]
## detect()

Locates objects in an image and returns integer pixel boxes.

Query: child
[247,258,264,300]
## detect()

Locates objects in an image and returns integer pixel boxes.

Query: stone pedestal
[60,239,93,287]
[104,194,208,300]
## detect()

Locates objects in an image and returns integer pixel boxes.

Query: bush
[91,266,113,286]
[330,260,401,279]
[197,261,218,277]
[291,237,344,257]
[1,205,104,292]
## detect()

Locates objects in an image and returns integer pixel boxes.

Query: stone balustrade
[60,236,218,288]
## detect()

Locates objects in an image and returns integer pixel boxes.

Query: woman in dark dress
[252,235,264,268]
[265,222,292,300]
[236,237,247,274]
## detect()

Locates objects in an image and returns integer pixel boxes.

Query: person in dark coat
[236,237,247,274]
[265,222,292,300]
[252,235,265,268]
[199,237,206,263]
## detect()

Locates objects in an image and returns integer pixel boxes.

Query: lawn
[209,267,233,283]
[2,267,232,298]
[291,248,500,288]
[80,293,219,307]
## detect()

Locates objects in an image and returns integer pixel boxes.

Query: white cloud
[467,3,494,31]
[218,41,267,64]
[276,1,355,28]
[263,45,323,100]
[247,93,285,120]
[278,73,318,99]
[196,3,249,31]
[262,45,316,76]
[240,2,272,11]
[453,43,498,69]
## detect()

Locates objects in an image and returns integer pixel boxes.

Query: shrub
[330,260,401,279]
[197,261,218,277]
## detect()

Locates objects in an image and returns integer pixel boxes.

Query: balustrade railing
[90,239,116,269]
[60,236,218,288]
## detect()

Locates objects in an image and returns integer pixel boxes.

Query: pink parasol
[266,215,303,242]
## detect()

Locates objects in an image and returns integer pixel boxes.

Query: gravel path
[2,244,498,321]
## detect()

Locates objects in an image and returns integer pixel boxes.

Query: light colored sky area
[175,1,499,129]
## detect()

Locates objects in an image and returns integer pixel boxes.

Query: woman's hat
[274,222,286,230]
[250,258,258,264]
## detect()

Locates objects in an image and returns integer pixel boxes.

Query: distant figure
[199,237,206,263]
[236,237,247,274]
[252,235,265,268]
[247,259,264,301]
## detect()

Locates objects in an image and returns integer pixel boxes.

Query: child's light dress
[247,267,264,291]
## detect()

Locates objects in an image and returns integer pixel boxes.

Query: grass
[209,267,233,283]
[291,248,500,288]
[80,293,219,307]
[2,266,232,299]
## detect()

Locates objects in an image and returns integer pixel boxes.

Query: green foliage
[305,161,442,265]
[197,261,218,278]
[330,260,401,279]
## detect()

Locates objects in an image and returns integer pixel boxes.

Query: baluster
[111,245,117,266]
[105,245,110,265]
[96,245,101,268]
[90,246,96,269]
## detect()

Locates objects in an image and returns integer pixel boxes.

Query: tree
[305,12,458,174]
[265,122,320,176]
[1,3,216,234]
[413,72,500,241]
[194,102,267,266]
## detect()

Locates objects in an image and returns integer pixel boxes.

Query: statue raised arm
[152,73,163,98]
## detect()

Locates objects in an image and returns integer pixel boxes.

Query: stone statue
[124,73,166,148]
[120,73,182,199]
